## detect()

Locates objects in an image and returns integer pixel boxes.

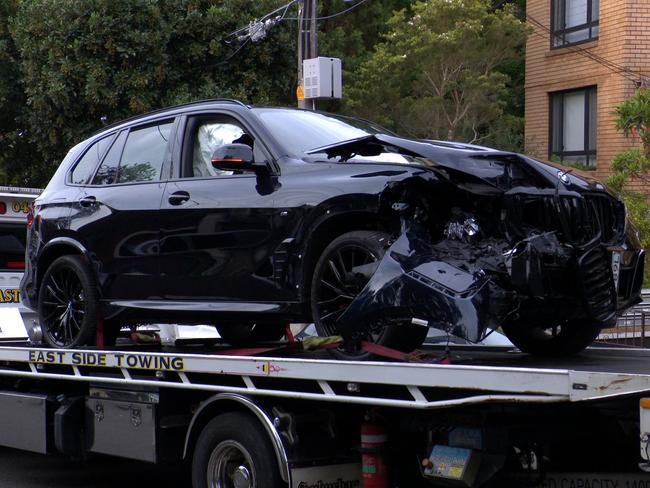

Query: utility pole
[297,0,318,109]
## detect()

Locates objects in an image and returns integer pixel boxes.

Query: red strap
[96,314,105,350]
[360,340,450,364]
[360,341,411,360]
[285,324,296,346]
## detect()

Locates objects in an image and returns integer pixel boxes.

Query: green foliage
[344,0,529,148]
[0,0,32,185]
[615,89,650,158]
[0,0,529,185]
[5,0,297,186]
[609,88,650,285]
[318,0,413,112]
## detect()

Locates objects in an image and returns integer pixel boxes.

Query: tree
[608,88,650,252]
[7,0,297,186]
[318,0,414,112]
[0,0,33,185]
[345,0,528,149]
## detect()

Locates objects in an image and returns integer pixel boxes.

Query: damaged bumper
[336,223,644,344]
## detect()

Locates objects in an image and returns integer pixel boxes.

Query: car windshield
[252,108,387,156]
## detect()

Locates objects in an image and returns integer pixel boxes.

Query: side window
[90,120,173,185]
[117,121,173,183]
[70,134,114,185]
[92,131,127,185]
[186,116,257,178]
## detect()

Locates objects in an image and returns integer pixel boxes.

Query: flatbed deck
[1,341,650,409]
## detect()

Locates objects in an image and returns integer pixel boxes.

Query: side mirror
[211,144,256,172]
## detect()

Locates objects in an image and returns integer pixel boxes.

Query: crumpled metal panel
[336,223,513,343]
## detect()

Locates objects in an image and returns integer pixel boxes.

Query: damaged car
[21,99,645,356]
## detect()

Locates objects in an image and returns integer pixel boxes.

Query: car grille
[584,194,626,245]
[511,193,625,246]
[577,247,617,324]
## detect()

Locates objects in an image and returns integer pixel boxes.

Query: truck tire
[502,320,602,356]
[38,255,98,348]
[311,230,428,360]
[191,411,284,488]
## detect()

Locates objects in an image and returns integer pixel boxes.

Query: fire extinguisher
[361,413,389,488]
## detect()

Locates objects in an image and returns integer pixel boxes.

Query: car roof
[94,98,251,136]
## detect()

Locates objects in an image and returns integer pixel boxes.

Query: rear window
[0,224,26,271]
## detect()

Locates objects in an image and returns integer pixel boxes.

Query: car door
[69,118,176,300]
[158,112,285,303]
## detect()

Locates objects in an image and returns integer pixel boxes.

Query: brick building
[525,0,650,181]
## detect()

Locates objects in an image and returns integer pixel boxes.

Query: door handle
[79,196,97,207]
[168,191,190,206]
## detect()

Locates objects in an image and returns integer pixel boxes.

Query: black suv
[21,99,644,356]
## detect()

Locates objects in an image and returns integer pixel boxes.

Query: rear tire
[38,255,98,348]
[310,230,428,360]
[502,320,602,356]
[191,412,284,488]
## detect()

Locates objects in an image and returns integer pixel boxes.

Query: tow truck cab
[0,186,41,342]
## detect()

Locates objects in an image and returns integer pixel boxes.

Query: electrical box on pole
[303,57,342,100]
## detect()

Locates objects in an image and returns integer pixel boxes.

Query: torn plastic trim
[335,223,515,344]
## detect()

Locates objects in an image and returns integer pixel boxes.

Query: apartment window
[550,87,597,168]
[552,0,599,47]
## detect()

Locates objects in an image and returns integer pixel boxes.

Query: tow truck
[0,326,650,487]
[1,189,650,487]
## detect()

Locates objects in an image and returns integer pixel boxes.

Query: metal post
[309,0,318,110]
[297,0,306,108]
[297,0,318,110]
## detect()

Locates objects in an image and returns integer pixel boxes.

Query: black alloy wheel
[38,255,98,348]
[311,230,428,360]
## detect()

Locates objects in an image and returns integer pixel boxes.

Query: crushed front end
[335,153,644,355]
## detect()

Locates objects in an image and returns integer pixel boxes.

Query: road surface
[0,447,187,487]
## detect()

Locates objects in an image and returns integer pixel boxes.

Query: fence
[599,306,650,347]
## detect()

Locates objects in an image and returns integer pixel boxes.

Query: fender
[41,237,91,258]
[182,393,290,483]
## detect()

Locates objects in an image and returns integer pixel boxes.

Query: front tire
[311,230,428,360]
[38,255,98,348]
[502,320,602,356]
[191,412,284,488]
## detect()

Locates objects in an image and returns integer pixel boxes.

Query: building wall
[525,0,650,182]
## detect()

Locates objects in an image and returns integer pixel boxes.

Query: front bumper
[336,223,645,344]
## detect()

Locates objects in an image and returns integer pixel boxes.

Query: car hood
[307,134,607,194]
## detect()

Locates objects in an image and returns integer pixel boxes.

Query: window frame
[174,111,274,181]
[548,86,597,168]
[551,0,599,49]
[66,133,117,186]
[82,117,178,187]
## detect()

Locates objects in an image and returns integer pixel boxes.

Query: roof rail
[95,98,249,134]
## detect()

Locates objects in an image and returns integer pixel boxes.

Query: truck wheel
[38,255,98,348]
[311,230,428,360]
[216,322,286,347]
[502,320,602,356]
[192,411,284,488]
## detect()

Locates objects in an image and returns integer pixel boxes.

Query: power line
[211,0,298,68]
[283,0,371,21]
[214,0,371,67]
[526,13,642,84]
[227,0,298,39]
